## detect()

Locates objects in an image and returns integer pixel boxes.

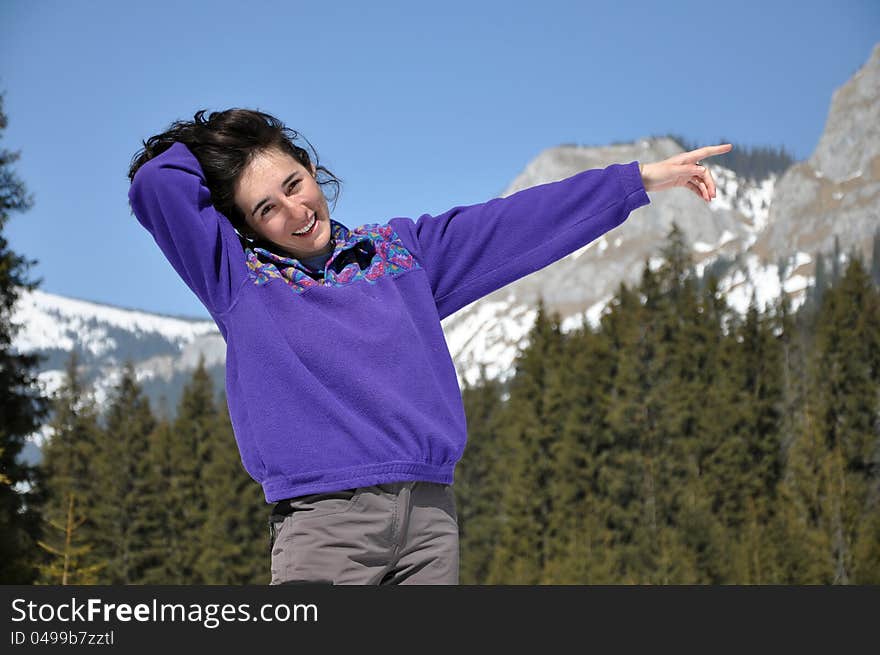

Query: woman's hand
[639,143,733,202]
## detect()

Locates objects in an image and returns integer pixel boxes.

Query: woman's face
[233,148,333,259]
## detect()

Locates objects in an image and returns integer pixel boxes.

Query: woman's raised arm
[128,142,251,317]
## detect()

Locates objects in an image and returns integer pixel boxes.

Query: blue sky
[1,0,877,320]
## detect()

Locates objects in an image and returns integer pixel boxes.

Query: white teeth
[292,215,316,235]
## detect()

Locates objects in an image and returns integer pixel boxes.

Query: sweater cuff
[618,160,651,212]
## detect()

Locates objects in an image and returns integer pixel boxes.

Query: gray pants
[268,481,459,585]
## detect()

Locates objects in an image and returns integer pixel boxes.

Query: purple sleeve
[389,160,650,320]
[127,142,250,315]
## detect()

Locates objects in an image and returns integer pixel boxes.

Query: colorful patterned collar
[247,219,364,274]
[244,219,420,293]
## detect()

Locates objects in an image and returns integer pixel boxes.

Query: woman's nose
[280,196,309,219]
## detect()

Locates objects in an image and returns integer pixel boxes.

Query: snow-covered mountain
[444,43,880,387]
[10,44,879,450]
[11,289,223,447]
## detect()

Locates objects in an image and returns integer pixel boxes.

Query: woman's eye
[259,180,299,218]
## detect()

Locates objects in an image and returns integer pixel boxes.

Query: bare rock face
[751,43,880,267]
[813,43,880,182]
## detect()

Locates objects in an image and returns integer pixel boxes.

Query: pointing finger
[681,144,733,165]
[696,143,733,160]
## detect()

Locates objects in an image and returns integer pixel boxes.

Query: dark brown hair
[128,108,341,242]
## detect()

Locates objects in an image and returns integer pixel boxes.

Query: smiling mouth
[291,214,317,237]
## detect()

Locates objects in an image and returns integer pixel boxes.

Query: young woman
[127,108,729,584]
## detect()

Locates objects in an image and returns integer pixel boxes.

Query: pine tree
[666,271,731,583]
[813,252,828,310]
[196,388,268,584]
[810,257,880,582]
[88,361,156,583]
[36,491,103,585]
[581,224,698,583]
[775,388,836,583]
[870,228,880,289]
[486,298,564,584]
[704,292,785,581]
[140,416,178,583]
[597,254,699,583]
[36,351,105,584]
[457,364,506,584]
[764,277,815,581]
[0,91,50,584]
[777,255,789,284]
[637,223,708,583]
[542,325,617,583]
[600,268,658,583]
[140,356,216,584]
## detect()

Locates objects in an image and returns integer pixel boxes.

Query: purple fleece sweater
[128,142,650,502]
